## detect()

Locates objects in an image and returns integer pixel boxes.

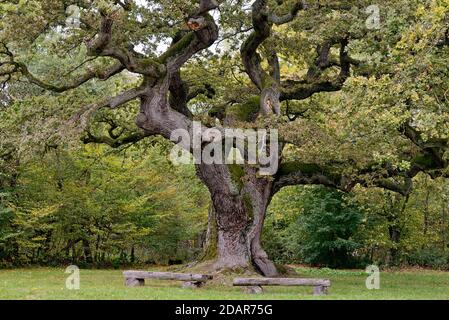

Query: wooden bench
[233,277,331,296]
[123,271,213,288]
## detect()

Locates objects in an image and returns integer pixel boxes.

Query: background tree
[264,186,363,268]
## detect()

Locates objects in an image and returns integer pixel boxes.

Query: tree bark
[82,239,93,264]
[196,164,278,276]
[388,226,401,264]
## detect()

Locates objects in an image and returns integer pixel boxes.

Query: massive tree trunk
[196,163,278,277]
[136,83,279,276]
[94,4,279,276]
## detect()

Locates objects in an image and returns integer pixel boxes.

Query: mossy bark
[197,164,278,277]
[200,205,218,261]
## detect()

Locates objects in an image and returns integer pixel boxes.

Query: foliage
[0,144,208,267]
[264,186,363,268]
[408,248,448,269]
[0,192,15,264]
[351,174,449,267]
[295,188,363,268]
[265,176,449,269]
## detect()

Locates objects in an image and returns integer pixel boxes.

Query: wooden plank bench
[123,271,213,288]
[233,277,331,296]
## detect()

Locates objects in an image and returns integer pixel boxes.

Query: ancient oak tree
[1,0,448,275]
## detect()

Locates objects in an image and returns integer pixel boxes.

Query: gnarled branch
[273,161,421,197]
[269,0,304,25]
[82,129,149,148]
[86,13,165,77]
[280,38,359,101]
[1,40,125,93]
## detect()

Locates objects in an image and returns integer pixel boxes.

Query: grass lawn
[0,266,448,300]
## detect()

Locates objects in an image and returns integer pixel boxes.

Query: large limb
[274,118,448,197]
[166,31,194,118]
[240,0,273,91]
[402,122,448,170]
[241,0,304,88]
[85,12,165,77]
[273,161,420,196]
[198,0,220,14]
[71,2,219,149]
[280,37,359,101]
[0,43,124,92]
[269,0,305,25]
[241,0,304,116]
[81,130,150,149]
[135,7,219,137]
[69,86,147,128]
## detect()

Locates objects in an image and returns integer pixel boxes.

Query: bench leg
[313,286,328,296]
[182,281,204,288]
[243,286,264,294]
[125,277,145,287]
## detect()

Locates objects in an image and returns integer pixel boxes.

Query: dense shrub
[0,145,208,267]
[297,188,363,268]
[407,248,448,269]
[264,186,363,268]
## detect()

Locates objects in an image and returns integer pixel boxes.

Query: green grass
[0,266,448,300]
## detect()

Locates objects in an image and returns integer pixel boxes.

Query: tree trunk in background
[197,164,277,277]
[441,202,448,251]
[423,187,430,236]
[82,239,93,264]
[387,194,409,265]
[130,245,135,264]
[388,226,401,264]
